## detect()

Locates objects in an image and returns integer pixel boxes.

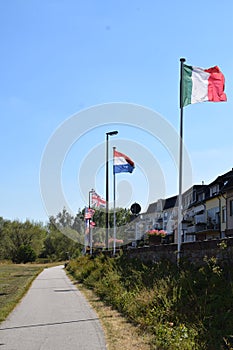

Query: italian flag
[182,64,227,107]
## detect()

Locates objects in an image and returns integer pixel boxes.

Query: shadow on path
[0,317,106,331]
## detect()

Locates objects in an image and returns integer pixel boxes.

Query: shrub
[67,254,233,350]
[12,245,36,264]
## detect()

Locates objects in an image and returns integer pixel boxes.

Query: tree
[39,209,82,261]
[13,244,36,264]
[0,218,46,262]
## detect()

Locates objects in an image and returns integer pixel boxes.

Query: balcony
[186,224,206,234]
[195,213,206,225]
[206,222,220,230]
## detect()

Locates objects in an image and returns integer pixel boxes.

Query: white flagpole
[113,147,117,256]
[177,58,186,264]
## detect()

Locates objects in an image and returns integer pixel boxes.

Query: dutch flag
[113,149,135,174]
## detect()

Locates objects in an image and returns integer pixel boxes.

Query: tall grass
[67,253,233,350]
[0,264,43,322]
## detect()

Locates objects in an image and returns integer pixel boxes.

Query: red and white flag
[84,207,95,220]
[91,191,106,208]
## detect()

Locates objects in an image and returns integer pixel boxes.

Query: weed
[67,254,233,350]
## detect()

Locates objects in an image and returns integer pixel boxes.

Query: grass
[67,253,233,350]
[73,282,153,350]
[0,262,152,350]
[0,263,43,322]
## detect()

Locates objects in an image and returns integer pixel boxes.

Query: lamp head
[106,130,118,136]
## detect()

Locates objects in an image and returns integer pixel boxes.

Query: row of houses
[134,168,233,244]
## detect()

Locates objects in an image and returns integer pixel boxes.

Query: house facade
[182,185,206,242]
[136,168,233,244]
[225,178,233,237]
[183,170,233,241]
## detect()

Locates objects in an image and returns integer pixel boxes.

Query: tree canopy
[0,206,133,262]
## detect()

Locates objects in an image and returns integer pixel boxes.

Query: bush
[67,254,233,350]
[12,245,36,264]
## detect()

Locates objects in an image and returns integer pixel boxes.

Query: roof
[163,195,178,210]
[145,169,233,213]
[225,177,233,191]
[205,169,233,199]
[182,184,206,197]
[146,202,157,214]
[208,169,233,188]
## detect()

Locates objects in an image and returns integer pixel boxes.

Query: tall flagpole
[84,208,87,254]
[177,57,186,264]
[113,147,116,256]
[89,189,94,256]
[105,131,118,250]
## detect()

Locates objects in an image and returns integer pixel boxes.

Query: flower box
[148,235,162,246]
[146,229,167,246]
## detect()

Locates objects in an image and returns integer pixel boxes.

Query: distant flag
[91,191,106,208]
[182,64,227,107]
[84,207,95,220]
[113,149,135,174]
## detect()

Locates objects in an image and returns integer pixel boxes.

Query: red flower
[147,229,167,237]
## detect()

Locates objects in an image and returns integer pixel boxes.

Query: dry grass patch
[78,284,153,350]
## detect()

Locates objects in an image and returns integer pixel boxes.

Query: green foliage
[39,227,81,262]
[67,254,233,350]
[0,211,82,263]
[13,245,36,264]
[0,218,46,262]
[0,264,42,322]
[89,207,131,230]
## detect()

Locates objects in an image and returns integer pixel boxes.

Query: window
[198,192,205,201]
[222,206,226,223]
[193,191,196,202]
[210,185,219,197]
[230,200,233,216]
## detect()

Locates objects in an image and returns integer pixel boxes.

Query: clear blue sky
[1,0,233,223]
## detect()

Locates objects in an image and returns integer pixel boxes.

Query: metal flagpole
[84,207,89,254]
[89,189,94,256]
[84,209,87,254]
[105,134,109,250]
[105,131,118,250]
[177,57,186,264]
[113,147,116,256]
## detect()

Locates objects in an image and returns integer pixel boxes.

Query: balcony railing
[186,225,206,234]
[206,223,220,230]
[195,213,206,225]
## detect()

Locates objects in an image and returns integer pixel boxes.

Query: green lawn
[0,264,43,322]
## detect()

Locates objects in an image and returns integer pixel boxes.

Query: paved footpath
[0,265,106,350]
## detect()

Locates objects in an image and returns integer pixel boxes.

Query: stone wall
[126,237,233,265]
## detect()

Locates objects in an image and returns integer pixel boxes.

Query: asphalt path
[0,265,106,350]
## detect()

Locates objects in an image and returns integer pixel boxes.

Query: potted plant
[147,229,167,245]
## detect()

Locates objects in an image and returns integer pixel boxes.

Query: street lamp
[106,130,118,250]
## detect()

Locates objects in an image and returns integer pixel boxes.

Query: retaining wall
[126,238,233,265]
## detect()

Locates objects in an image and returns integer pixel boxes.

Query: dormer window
[210,185,219,197]
[198,192,205,201]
